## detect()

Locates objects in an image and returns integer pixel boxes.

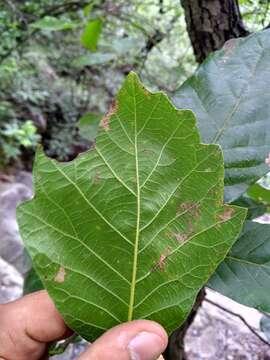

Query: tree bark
[181,0,250,63]
[163,289,206,360]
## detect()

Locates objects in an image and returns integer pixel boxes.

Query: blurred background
[1,1,270,359]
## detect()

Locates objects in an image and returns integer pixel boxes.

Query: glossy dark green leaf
[173,30,270,203]
[209,220,270,312]
[18,73,246,341]
[23,268,43,295]
[81,18,103,51]
[232,195,267,220]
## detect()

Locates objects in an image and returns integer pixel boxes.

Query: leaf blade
[173,30,270,202]
[209,220,270,312]
[18,73,246,340]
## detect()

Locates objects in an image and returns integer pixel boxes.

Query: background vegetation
[0,0,269,169]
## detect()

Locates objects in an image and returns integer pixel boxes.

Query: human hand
[0,291,168,360]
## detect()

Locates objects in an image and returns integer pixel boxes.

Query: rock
[50,340,88,360]
[0,257,23,304]
[0,175,33,275]
[185,290,270,359]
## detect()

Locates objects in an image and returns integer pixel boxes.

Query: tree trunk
[163,289,206,360]
[181,0,250,63]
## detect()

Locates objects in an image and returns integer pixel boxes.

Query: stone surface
[0,257,23,304]
[0,177,33,275]
[186,290,269,360]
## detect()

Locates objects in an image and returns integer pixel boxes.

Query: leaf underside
[173,30,270,203]
[18,73,246,341]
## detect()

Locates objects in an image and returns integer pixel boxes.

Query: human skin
[0,291,168,360]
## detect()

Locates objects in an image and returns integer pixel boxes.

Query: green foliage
[24,268,43,295]
[0,120,40,165]
[248,181,270,207]
[209,221,270,312]
[172,30,270,311]
[173,30,270,203]
[0,0,195,168]
[18,73,246,340]
[81,18,103,51]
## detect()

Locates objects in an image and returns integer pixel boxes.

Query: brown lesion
[177,201,201,220]
[101,100,118,131]
[217,207,235,222]
[54,266,66,283]
[171,232,188,245]
[151,247,172,273]
[94,169,101,184]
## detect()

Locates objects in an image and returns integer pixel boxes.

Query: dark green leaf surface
[232,195,267,220]
[248,182,270,206]
[173,30,270,203]
[209,221,270,312]
[23,268,43,295]
[18,73,246,341]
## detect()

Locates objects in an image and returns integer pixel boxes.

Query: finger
[78,320,168,360]
[0,290,72,360]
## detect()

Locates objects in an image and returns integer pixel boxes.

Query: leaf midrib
[128,81,140,321]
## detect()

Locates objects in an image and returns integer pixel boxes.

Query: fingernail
[127,331,165,360]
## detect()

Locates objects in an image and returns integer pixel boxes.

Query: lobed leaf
[18,73,246,341]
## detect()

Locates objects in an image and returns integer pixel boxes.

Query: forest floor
[1,173,270,359]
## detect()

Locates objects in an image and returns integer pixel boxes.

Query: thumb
[78,320,168,360]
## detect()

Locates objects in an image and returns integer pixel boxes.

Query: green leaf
[173,30,270,203]
[31,16,77,31]
[81,18,103,51]
[248,182,270,206]
[209,220,270,312]
[78,112,102,142]
[24,268,43,295]
[18,73,246,341]
[232,195,267,220]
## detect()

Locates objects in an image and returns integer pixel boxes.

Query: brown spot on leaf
[218,207,235,222]
[101,100,118,131]
[54,266,66,283]
[94,170,101,184]
[151,247,172,273]
[177,202,201,219]
[172,232,188,245]
[141,85,150,97]
[143,149,153,156]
